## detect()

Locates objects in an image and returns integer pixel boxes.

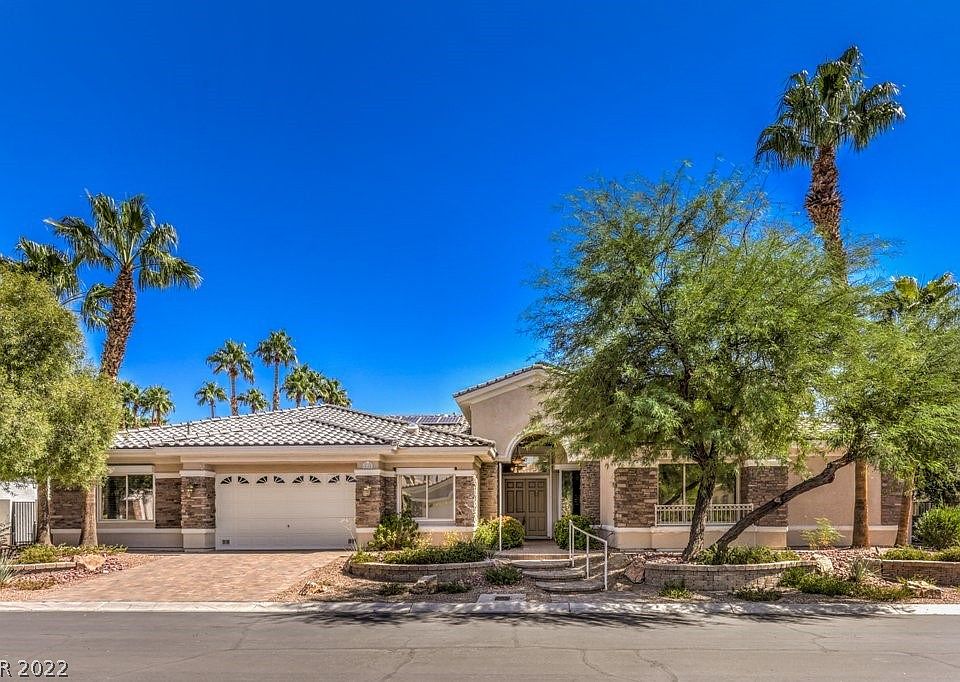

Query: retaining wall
[347,559,495,583]
[644,560,817,591]
[879,560,960,586]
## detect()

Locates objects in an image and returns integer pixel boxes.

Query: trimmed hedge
[474,516,524,550]
[695,545,800,565]
[379,541,487,565]
[553,514,594,550]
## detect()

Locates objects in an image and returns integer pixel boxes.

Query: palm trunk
[712,449,859,553]
[805,145,846,272]
[229,372,238,416]
[35,478,51,546]
[895,470,915,546]
[681,453,718,561]
[209,402,215,419]
[851,457,871,547]
[272,363,280,411]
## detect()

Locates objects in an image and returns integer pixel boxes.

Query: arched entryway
[503,434,573,539]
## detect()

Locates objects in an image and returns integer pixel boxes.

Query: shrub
[800,518,844,549]
[553,514,594,550]
[883,547,932,561]
[437,580,471,594]
[914,507,960,550]
[733,587,782,602]
[854,582,914,602]
[367,510,422,551]
[934,547,960,562]
[0,551,13,586]
[59,544,126,557]
[485,564,522,586]
[658,580,691,599]
[349,550,378,564]
[695,545,800,565]
[381,541,487,565]
[779,567,912,601]
[377,582,407,596]
[779,566,814,588]
[16,544,59,565]
[474,516,524,550]
[848,557,875,583]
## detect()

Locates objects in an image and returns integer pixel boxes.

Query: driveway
[39,551,344,602]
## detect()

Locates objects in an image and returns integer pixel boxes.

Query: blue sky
[1,2,956,421]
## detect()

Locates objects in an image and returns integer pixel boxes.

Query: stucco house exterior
[49,365,903,551]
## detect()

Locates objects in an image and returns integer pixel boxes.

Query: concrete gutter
[2,600,960,615]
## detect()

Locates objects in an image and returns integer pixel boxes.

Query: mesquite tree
[529,169,852,559]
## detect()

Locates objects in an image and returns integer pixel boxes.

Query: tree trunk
[99,267,137,378]
[895,470,915,547]
[852,456,871,547]
[35,478,51,546]
[209,402,215,419]
[272,363,280,411]
[805,145,846,272]
[229,371,238,416]
[78,481,99,547]
[681,455,719,561]
[711,449,858,553]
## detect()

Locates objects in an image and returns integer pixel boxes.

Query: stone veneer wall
[355,474,385,528]
[478,463,498,520]
[455,475,477,527]
[579,461,601,524]
[155,477,182,529]
[880,472,904,526]
[50,485,85,528]
[879,559,960,586]
[381,474,397,517]
[614,467,658,527]
[741,465,789,526]
[645,560,816,590]
[180,476,215,529]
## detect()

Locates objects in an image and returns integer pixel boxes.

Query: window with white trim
[399,473,454,521]
[100,473,155,521]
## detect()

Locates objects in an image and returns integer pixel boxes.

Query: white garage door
[215,473,356,550]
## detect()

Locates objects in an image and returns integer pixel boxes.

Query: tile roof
[453,363,550,398]
[113,405,494,450]
[386,414,470,434]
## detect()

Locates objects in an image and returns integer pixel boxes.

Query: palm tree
[756,45,905,269]
[318,377,351,407]
[757,46,904,547]
[238,388,268,414]
[207,340,254,415]
[877,274,958,545]
[118,379,144,428]
[254,330,297,410]
[194,381,227,419]
[44,193,199,546]
[139,385,174,426]
[283,365,315,408]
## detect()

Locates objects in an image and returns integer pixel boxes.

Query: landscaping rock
[409,574,438,595]
[624,558,645,584]
[813,556,833,575]
[906,580,944,600]
[74,554,105,573]
[299,581,321,596]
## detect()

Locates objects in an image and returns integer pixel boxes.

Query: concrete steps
[505,559,573,570]
[535,578,605,594]
[522,567,586,581]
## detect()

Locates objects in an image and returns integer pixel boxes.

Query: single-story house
[50,365,903,551]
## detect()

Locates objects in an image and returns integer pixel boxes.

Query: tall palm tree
[756,45,905,269]
[283,365,315,408]
[254,330,297,411]
[318,377,351,407]
[44,192,199,546]
[139,385,174,426]
[194,381,227,419]
[757,46,904,547]
[118,379,144,428]
[238,388,268,414]
[207,340,254,415]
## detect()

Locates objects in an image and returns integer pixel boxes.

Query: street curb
[1,600,960,615]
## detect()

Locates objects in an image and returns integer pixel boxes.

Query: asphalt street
[0,611,958,680]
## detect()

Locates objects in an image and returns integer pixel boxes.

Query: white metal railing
[654,503,754,526]
[568,520,608,590]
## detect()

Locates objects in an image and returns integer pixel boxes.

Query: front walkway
[29,551,345,602]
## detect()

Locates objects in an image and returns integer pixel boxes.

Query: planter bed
[878,559,960,586]
[347,559,496,583]
[10,561,76,573]
[644,560,818,591]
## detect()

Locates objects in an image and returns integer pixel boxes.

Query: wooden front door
[504,477,548,538]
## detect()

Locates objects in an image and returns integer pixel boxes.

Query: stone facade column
[356,474,385,528]
[155,476,182,529]
[579,461,601,524]
[50,484,85,529]
[741,464,788,526]
[180,475,215,529]
[455,473,478,527]
[478,463,498,520]
[881,471,904,526]
[614,467,658,527]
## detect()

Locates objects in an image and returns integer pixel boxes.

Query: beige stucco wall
[466,384,543,453]
[786,454,884,529]
[599,459,616,528]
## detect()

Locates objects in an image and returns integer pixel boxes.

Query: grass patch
[733,586,782,601]
[658,580,691,599]
[695,546,800,565]
[436,580,471,594]
[485,565,522,586]
[376,582,407,596]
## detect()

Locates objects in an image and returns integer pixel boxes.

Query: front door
[504,477,548,538]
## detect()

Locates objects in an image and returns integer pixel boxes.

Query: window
[399,474,454,521]
[657,463,738,506]
[100,474,155,521]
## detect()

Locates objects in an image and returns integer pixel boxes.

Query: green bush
[779,567,912,601]
[0,552,13,586]
[474,516,524,550]
[59,544,125,557]
[658,580,691,599]
[934,547,960,562]
[848,557,875,583]
[553,514,594,550]
[381,541,487,565]
[16,544,59,564]
[854,582,914,602]
[485,564,522,586]
[914,507,960,550]
[349,550,378,564]
[377,582,407,596]
[883,547,933,561]
[437,580,471,594]
[800,517,844,549]
[733,587,782,602]
[367,510,422,550]
[695,545,800,565]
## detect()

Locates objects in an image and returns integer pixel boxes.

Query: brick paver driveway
[43,551,345,602]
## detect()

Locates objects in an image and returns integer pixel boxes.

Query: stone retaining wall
[880,559,960,586]
[644,560,817,591]
[347,559,495,583]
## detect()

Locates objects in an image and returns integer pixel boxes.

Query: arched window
[508,434,566,474]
